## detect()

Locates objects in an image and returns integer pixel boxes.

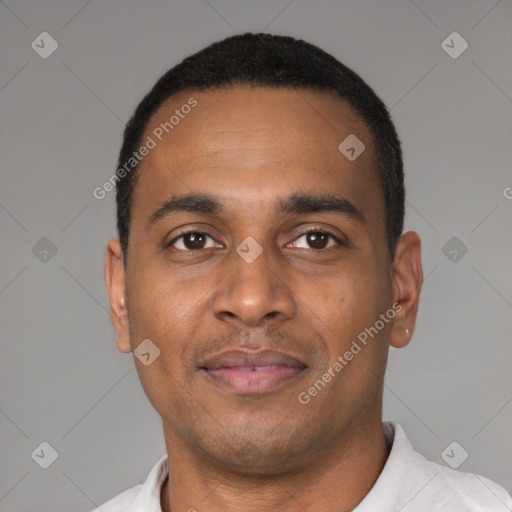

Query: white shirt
[88,422,512,511]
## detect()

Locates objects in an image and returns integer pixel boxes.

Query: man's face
[115,86,398,472]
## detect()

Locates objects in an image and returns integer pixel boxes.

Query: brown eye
[305,232,329,249]
[288,230,341,250]
[169,231,219,251]
[183,233,206,249]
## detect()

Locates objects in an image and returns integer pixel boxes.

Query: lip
[199,348,308,394]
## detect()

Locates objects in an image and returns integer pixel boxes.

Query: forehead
[145,85,372,158]
[131,86,382,225]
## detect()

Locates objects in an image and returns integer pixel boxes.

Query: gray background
[1,0,511,510]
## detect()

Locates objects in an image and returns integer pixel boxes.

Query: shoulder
[425,459,512,511]
[84,454,169,512]
[370,422,512,511]
[85,484,142,512]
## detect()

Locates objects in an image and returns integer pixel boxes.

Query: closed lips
[199,349,308,371]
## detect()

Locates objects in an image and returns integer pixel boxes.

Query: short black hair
[115,33,404,266]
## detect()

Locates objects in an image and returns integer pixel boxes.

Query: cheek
[126,268,208,373]
[130,264,196,321]
[127,274,204,411]
[310,265,365,317]
[303,260,389,353]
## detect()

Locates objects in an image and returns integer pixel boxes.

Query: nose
[212,242,296,328]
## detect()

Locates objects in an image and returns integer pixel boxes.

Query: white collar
[93,421,511,511]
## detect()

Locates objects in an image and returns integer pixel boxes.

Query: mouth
[198,348,308,395]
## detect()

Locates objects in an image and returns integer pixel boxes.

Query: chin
[194,424,323,476]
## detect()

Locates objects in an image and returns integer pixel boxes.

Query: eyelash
[167,227,344,252]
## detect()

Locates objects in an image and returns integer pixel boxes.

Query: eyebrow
[146,192,365,229]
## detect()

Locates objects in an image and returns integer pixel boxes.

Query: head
[105,33,422,473]
[116,33,405,265]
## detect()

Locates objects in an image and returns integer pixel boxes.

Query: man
[97,33,511,511]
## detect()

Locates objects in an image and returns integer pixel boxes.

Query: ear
[104,238,131,353]
[389,231,423,349]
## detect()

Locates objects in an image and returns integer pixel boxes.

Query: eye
[168,231,221,251]
[287,229,342,250]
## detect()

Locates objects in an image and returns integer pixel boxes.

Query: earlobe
[104,238,132,353]
[116,335,131,353]
[390,325,411,349]
[389,231,423,349]
[114,297,131,353]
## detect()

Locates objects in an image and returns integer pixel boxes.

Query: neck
[160,418,390,512]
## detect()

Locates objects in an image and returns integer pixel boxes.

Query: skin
[104,86,423,512]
